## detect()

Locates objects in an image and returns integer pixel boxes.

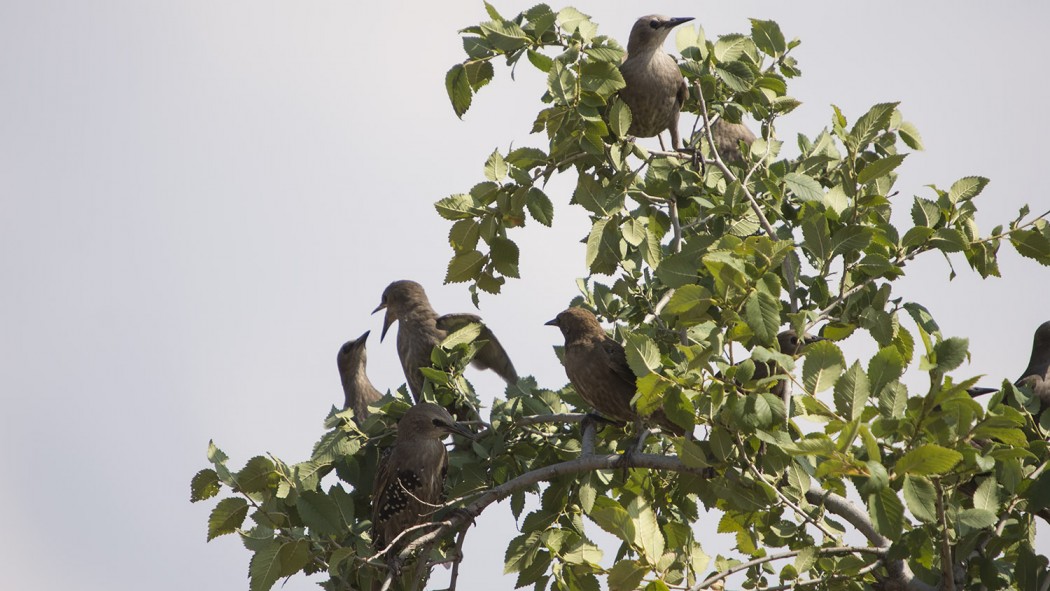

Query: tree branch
[514,413,588,427]
[805,483,935,591]
[688,546,886,591]
[935,479,956,591]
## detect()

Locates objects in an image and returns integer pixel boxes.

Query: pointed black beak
[354,330,370,346]
[544,318,559,327]
[446,422,476,441]
[665,16,694,28]
[803,334,825,345]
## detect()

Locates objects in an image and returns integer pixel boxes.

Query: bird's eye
[432,418,443,427]
[791,336,799,346]
[649,19,660,29]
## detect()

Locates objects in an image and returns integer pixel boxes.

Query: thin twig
[448,526,471,591]
[758,559,883,591]
[514,413,588,427]
[934,478,956,591]
[688,546,886,591]
[735,435,836,541]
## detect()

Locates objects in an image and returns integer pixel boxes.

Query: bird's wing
[675,76,688,109]
[601,336,637,387]
[370,447,395,546]
[438,313,518,383]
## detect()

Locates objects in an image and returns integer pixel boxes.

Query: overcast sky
[2,2,1049,590]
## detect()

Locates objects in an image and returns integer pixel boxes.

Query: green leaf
[713,34,751,62]
[191,469,221,502]
[958,508,997,529]
[237,456,277,493]
[663,285,713,321]
[556,6,596,40]
[578,477,596,513]
[849,102,897,149]
[588,496,634,544]
[580,61,625,98]
[609,99,632,139]
[491,237,521,278]
[750,19,786,56]
[1025,471,1050,513]
[445,64,472,118]
[783,172,824,202]
[608,560,648,591]
[484,149,508,182]
[297,491,344,537]
[833,361,869,420]
[655,251,699,288]
[898,121,924,150]
[867,346,904,398]
[948,176,989,203]
[715,60,755,92]
[895,444,962,476]
[207,497,248,541]
[525,187,554,227]
[930,227,968,253]
[857,154,906,185]
[802,340,845,394]
[445,250,486,283]
[933,336,968,371]
[435,193,476,220]
[902,475,937,523]
[623,331,660,375]
[867,488,904,539]
[627,496,665,564]
[973,477,999,513]
[744,291,781,344]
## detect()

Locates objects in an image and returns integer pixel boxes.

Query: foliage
[193,4,1050,591]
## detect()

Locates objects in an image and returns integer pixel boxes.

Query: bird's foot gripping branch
[193,4,1050,591]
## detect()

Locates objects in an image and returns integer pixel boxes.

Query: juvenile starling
[371,403,473,552]
[373,280,518,401]
[337,331,382,423]
[546,307,685,435]
[618,15,694,150]
[710,118,757,164]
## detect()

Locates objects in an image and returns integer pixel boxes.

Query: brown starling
[337,331,382,423]
[618,15,694,150]
[546,307,685,435]
[372,280,518,401]
[371,403,473,552]
[710,118,757,164]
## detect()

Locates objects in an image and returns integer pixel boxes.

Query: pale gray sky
[1,2,1048,590]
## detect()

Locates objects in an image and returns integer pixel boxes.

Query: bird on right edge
[618,15,694,150]
[546,307,685,436]
[969,320,1050,406]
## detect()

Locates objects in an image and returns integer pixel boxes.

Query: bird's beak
[446,422,476,441]
[665,16,694,28]
[803,335,825,345]
[544,318,559,327]
[371,302,385,315]
[379,309,396,342]
[354,330,370,346]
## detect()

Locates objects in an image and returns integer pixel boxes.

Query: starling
[337,330,383,423]
[618,15,694,150]
[546,307,685,435]
[371,403,473,553]
[710,118,757,164]
[373,280,518,401]
[1016,320,1050,405]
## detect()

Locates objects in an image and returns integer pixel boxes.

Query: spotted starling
[337,330,382,423]
[1016,321,1050,405]
[371,403,473,552]
[546,307,685,435]
[752,330,824,398]
[373,280,518,401]
[618,15,694,150]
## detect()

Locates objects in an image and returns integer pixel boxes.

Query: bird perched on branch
[546,307,685,436]
[969,320,1050,405]
[373,280,518,402]
[710,118,757,164]
[371,403,473,554]
[618,14,694,150]
[337,331,382,423]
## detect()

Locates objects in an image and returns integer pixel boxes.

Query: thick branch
[935,479,956,591]
[806,484,935,591]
